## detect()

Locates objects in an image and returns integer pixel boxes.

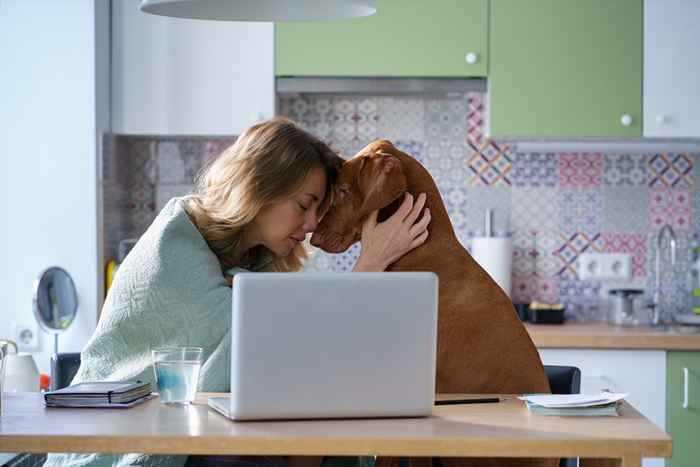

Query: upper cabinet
[275,0,488,77]
[111,0,274,135]
[644,0,700,138]
[489,0,643,139]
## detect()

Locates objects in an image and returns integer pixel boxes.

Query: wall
[0,0,107,375]
[103,91,700,321]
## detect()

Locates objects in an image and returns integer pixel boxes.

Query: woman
[44,117,429,467]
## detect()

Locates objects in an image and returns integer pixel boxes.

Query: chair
[544,365,582,467]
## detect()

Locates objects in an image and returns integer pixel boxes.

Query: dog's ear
[360,151,407,214]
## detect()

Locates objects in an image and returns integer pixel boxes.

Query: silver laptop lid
[229,272,438,420]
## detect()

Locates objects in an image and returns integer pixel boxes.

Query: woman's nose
[304,210,319,232]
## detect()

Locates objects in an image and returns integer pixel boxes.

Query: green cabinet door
[667,351,700,467]
[489,0,642,138]
[275,0,487,77]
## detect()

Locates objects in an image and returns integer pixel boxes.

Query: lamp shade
[140,0,377,21]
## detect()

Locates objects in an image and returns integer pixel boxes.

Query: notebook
[208,272,439,421]
[44,381,154,408]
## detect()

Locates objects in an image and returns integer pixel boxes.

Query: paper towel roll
[471,236,513,297]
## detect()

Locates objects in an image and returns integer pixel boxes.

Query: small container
[530,306,565,324]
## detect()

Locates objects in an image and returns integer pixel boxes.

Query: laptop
[208,272,438,421]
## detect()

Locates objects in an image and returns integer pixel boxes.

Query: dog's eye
[336,184,350,200]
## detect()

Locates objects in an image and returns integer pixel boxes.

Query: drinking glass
[152,347,203,404]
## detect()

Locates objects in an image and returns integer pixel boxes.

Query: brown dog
[311,140,554,467]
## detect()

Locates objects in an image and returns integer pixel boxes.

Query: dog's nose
[309,232,322,248]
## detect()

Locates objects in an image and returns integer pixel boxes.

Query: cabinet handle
[656,114,668,125]
[465,52,479,65]
[620,114,633,126]
[683,367,690,409]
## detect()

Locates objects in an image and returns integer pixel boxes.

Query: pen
[435,397,501,405]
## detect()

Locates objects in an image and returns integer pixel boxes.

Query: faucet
[650,224,677,325]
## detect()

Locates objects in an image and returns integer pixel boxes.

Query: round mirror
[33,267,78,334]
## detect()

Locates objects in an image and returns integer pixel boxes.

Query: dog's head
[311,141,408,253]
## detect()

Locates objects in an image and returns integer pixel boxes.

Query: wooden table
[0,393,671,467]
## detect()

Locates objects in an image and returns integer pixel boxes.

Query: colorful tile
[602,233,647,277]
[553,231,604,279]
[557,153,603,187]
[511,153,557,187]
[602,186,648,232]
[648,153,693,188]
[393,140,426,166]
[467,139,513,186]
[425,95,468,142]
[559,189,602,236]
[511,187,559,231]
[466,92,485,146]
[377,97,425,142]
[512,229,559,277]
[603,154,649,186]
[649,188,692,232]
[512,274,558,304]
[423,141,471,193]
[557,279,604,321]
[331,96,379,157]
[280,94,336,142]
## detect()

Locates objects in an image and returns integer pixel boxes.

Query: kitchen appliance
[608,289,645,326]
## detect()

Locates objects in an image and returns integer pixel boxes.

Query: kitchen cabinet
[111,0,274,135]
[489,0,642,138]
[538,348,666,467]
[644,0,700,138]
[666,351,700,467]
[275,0,488,77]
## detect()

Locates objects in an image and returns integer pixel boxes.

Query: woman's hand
[353,192,431,272]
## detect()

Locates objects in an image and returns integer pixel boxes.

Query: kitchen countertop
[525,322,700,350]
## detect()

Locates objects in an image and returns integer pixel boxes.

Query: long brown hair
[185,117,342,272]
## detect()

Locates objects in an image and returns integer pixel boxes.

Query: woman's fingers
[404,193,426,225]
[393,192,414,221]
[362,209,379,231]
[409,208,431,237]
[410,229,429,249]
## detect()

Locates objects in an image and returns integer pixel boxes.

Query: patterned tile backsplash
[103,92,699,321]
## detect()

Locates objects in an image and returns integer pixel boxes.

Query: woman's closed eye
[297,201,309,212]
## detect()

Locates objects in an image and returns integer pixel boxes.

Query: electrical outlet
[14,322,40,351]
[578,253,632,281]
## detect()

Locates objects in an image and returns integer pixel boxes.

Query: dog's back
[374,142,549,395]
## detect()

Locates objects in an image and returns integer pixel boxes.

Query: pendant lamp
[140,0,377,21]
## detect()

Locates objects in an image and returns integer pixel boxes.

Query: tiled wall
[103,92,699,321]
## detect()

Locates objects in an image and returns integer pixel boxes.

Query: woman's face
[253,167,327,258]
